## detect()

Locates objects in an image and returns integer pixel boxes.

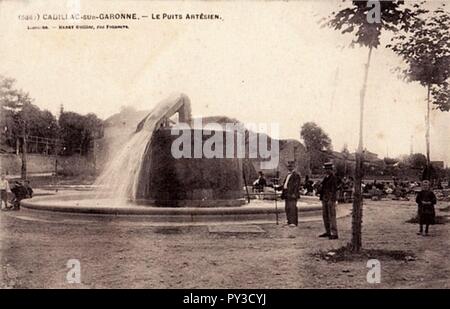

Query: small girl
[415,180,437,236]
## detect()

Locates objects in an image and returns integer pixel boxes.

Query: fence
[0,153,95,176]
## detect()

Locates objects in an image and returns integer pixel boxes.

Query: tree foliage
[326,0,417,48]
[300,122,332,152]
[410,153,428,170]
[300,122,332,172]
[1,75,104,156]
[0,75,58,150]
[400,153,428,170]
[59,112,103,155]
[431,81,450,111]
[0,75,31,114]
[389,5,450,110]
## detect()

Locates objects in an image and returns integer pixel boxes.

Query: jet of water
[94,93,191,204]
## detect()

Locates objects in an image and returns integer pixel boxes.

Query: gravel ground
[0,199,449,289]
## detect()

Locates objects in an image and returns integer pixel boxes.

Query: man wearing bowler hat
[278,161,301,227]
[318,162,339,239]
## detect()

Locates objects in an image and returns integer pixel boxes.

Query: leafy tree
[0,75,33,178]
[409,153,428,170]
[23,104,58,140]
[0,76,30,142]
[326,0,416,251]
[389,5,450,167]
[431,82,450,112]
[300,122,332,172]
[59,111,103,155]
[1,75,59,154]
[2,75,103,163]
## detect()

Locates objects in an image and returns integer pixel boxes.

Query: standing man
[278,161,301,227]
[0,173,11,210]
[318,162,339,239]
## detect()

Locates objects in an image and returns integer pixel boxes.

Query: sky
[0,0,449,165]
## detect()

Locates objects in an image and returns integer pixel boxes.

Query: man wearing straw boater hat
[278,161,301,227]
[318,162,339,239]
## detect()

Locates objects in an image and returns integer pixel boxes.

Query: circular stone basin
[20,192,331,223]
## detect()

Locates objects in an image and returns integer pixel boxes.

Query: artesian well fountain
[21,94,327,223]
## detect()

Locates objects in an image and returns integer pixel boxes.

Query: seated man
[10,181,29,211]
[369,187,382,201]
[253,171,267,193]
[24,180,33,198]
[304,175,314,196]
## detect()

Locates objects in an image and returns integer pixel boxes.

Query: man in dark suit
[318,162,339,239]
[279,161,301,227]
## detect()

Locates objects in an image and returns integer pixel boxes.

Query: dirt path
[0,199,449,288]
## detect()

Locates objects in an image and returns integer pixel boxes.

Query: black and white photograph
[0,0,449,296]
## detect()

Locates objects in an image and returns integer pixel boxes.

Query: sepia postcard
[0,0,449,297]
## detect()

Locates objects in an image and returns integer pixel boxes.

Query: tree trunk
[92,138,96,175]
[21,122,27,180]
[351,46,373,252]
[425,84,431,166]
[352,152,364,251]
[54,142,59,177]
